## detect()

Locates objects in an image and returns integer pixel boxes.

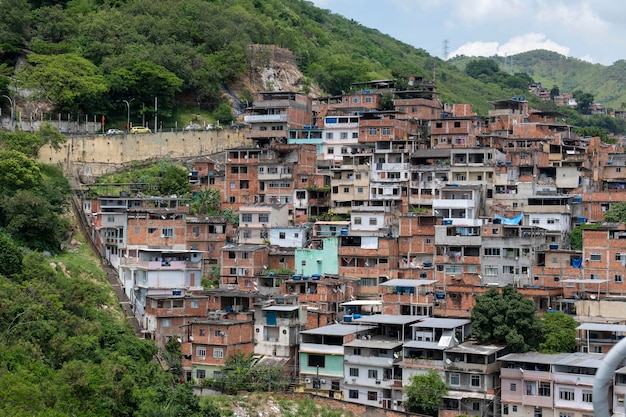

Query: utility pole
[123,98,135,132]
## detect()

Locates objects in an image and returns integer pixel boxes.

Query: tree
[0,189,69,252]
[540,311,577,353]
[213,103,235,125]
[191,189,221,215]
[18,53,109,113]
[550,85,560,99]
[403,370,447,416]
[472,286,542,352]
[0,150,42,195]
[0,231,23,278]
[605,201,626,223]
[574,126,609,143]
[573,89,594,115]
[465,58,500,80]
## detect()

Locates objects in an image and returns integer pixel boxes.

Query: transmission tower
[442,39,450,60]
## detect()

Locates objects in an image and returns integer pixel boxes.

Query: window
[582,390,593,403]
[354,217,362,225]
[243,230,251,238]
[590,253,602,261]
[559,388,574,401]
[308,354,325,368]
[326,132,333,139]
[525,381,536,396]
[353,348,361,355]
[367,391,377,401]
[512,406,517,412]
[503,404,509,415]
[213,348,224,359]
[382,127,391,135]
[471,375,481,387]
[107,215,115,223]
[190,300,199,308]
[229,196,235,203]
[450,373,460,386]
[349,368,359,377]
[327,147,334,154]
[539,382,551,397]
[196,369,206,379]
[349,390,359,399]
[343,187,349,193]
[352,132,359,139]
[241,213,252,222]
[559,413,574,417]
[484,248,501,256]
[258,214,269,223]
[357,187,364,193]
[340,132,348,139]
[230,182,236,189]
[196,347,206,357]
[369,217,377,226]
[510,383,517,392]
[532,218,540,224]
[279,232,286,239]
[161,319,171,327]
[616,274,624,283]
[199,328,206,336]
[162,228,173,237]
[485,265,499,276]
[214,330,224,337]
[368,370,378,379]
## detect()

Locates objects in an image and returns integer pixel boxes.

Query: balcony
[244,114,288,123]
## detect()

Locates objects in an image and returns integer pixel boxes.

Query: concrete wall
[37,130,252,180]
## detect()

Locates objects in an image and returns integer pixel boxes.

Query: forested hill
[449,49,626,110]
[1,0,529,118]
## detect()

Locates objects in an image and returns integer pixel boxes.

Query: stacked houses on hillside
[82,77,626,416]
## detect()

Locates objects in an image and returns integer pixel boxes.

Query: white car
[184,124,203,131]
[205,124,223,130]
[106,128,124,135]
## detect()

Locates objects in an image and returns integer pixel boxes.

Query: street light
[123,98,135,132]
[2,95,14,132]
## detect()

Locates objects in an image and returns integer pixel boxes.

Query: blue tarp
[494,213,523,225]
[571,257,583,268]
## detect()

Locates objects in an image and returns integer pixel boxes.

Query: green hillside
[449,50,626,110]
[0,0,528,118]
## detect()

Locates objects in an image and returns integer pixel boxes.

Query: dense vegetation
[0,132,224,416]
[0,0,534,121]
[471,286,576,353]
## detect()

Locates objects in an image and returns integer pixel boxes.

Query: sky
[307,0,626,66]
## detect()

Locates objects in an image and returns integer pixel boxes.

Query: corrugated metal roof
[355,314,426,325]
[411,318,471,329]
[445,341,505,355]
[404,340,447,350]
[340,300,382,306]
[344,337,402,349]
[300,323,376,336]
[262,305,299,312]
[577,322,626,332]
[498,352,571,365]
[380,279,438,287]
[555,352,605,368]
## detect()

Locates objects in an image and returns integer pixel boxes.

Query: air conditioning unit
[305,378,311,384]
[189,336,194,342]
[320,379,326,385]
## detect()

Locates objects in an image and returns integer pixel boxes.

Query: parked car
[183,124,203,131]
[130,126,151,134]
[205,124,224,130]
[106,128,124,135]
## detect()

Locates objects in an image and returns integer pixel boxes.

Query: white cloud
[453,0,529,25]
[449,33,570,59]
